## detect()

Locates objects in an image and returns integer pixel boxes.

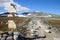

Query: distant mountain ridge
[0,12,60,17]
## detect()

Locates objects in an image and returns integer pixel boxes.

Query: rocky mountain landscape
[0,12,60,40]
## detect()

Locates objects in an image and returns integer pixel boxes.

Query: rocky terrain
[0,12,60,40]
[0,27,60,40]
[0,17,60,40]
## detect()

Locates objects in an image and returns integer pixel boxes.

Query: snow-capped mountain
[0,12,60,18]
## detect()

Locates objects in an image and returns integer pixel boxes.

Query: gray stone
[1,37,6,40]
[6,36,13,40]
[3,34,7,37]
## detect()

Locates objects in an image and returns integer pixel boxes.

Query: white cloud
[0,0,11,6]
[11,2,30,12]
[35,11,40,12]
[0,0,30,12]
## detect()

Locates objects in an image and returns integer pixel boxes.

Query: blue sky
[0,0,60,15]
[14,0,60,15]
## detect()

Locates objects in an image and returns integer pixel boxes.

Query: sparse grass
[49,20,60,28]
[0,17,29,33]
[0,17,60,33]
